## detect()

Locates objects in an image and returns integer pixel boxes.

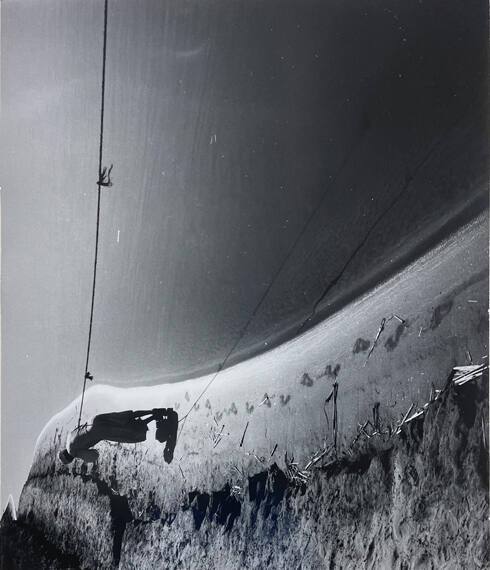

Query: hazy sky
[2,0,487,505]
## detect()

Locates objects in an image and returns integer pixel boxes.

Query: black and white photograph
[1,0,488,568]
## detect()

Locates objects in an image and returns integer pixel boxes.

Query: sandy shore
[4,213,488,569]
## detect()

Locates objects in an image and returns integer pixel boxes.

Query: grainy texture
[3,375,487,570]
[3,221,487,569]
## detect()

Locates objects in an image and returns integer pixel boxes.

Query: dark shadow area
[0,517,81,570]
[188,490,210,531]
[79,467,133,566]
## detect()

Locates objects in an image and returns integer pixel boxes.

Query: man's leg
[155,409,178,463]
[133,409,169,425]
[133,410,155,419]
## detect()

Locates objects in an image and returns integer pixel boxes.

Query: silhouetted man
[58,408,178,466]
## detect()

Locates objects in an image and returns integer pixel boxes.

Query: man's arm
[132,410,155,419]
[132,409,172,419]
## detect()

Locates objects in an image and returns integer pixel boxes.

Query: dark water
[1,0,487,504]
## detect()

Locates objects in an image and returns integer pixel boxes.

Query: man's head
[58,449,74,465]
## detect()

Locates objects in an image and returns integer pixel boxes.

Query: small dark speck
[300,373,314,387]
[353,338,371,354]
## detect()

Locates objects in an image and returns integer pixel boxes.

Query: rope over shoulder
[77,0,110,429]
